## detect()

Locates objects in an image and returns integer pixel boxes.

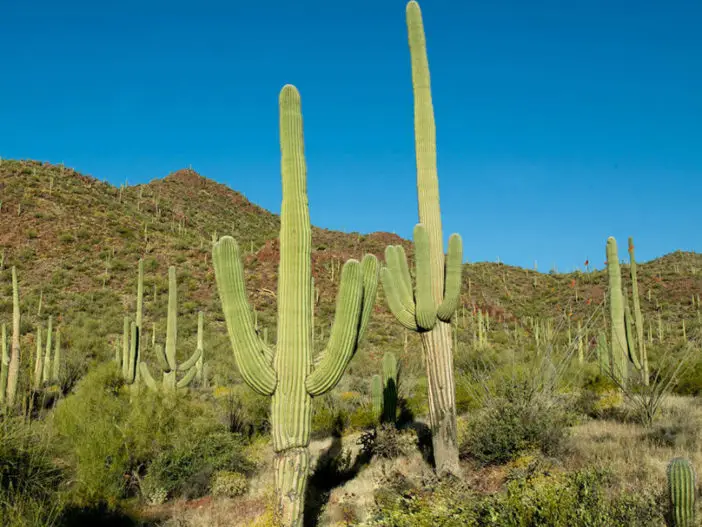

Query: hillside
[1,157,701,390]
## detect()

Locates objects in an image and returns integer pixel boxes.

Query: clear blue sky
[2,1,700,271]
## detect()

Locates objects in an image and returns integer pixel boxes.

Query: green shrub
[460,388,572,466]
[210,471,248,498]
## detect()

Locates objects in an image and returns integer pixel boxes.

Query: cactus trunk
[628,238,648,385]
[0,324,7,405]
[606,237,627,389]
[6,267,20,406]
[668,457,696,526]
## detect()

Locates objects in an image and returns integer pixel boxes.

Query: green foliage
[369,468,664,526]
[210,470,248,498]
[0,418,63,526]
[460,384,572,466]
[51,363,254,509]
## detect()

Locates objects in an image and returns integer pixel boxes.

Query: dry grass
[567,395,702,496]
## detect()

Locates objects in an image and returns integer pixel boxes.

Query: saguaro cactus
[6,266,21,406]
[382,352,398,424]
[667,457,696,526]
[606,237,627,388]
[371,374,383,422]
[119,259,144,386]
[139,267,201,392]
[212,85,379,526]
[628,237,649,385]
[195,311,205,385]
[380,0,463,476]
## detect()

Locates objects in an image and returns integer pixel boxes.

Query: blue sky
[1,0,700,271]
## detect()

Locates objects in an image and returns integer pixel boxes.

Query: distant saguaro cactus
[606,237,628,388]
[139,266,201,392]
[6,267,21,406]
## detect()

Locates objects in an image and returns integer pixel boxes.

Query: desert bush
[52,363,255,508]
[359,425,418,460]
[369,468,664,526]
[460,383,573,466]
[210,471,248,498]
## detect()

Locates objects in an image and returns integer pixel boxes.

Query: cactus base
[274,447,310,527]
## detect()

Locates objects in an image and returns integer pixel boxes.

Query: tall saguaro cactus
[139,267,201,392]
[6,266,21,406]
[212,85,379,526]
[606,237,627,388]
[381,0,463,476]
[628,237,649,385]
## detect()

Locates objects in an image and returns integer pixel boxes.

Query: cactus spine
[606,237,627,388]
[139,266,201,392]
[6,267,21,406]
[628,237,648,385]
[668,457,696,526]
[380,1,463,476]
[212,85,379,526]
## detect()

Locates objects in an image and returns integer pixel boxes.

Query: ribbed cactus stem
[668,457,696,526]
[6,266,21,406]
[0,324,8,404]
[606,237,627,388]
[122,316,130,380]
[33,325,43,390]
[382,352,398,424]
[42,316,53,384]
[164,266,178,391]
[212,85,379,527]
[596,331,610,377]
[628,237,648,385]
[371,374,383,422]
[52,329,61,383]
[135,258,144,382]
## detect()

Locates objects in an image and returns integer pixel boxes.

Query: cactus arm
[306,260,363,396]
[212,236,276,396]
[176,366,198,389]
[138,362,159,391]
[381,266,419,331]
[127,322,138,383]
[413,224,437,330]
[356,254,380,342]
[154,342,170,372]
[42,316,53,383]
[624,300,641,370]
[177,347,202,372]
[385,246,415,313]
[436,233,463,322]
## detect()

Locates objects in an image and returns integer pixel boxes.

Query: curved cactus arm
[437,233,463,322]
[356,254,380,342]
[127,322,138,383]
[413,224,437,330]
[306,260,364,396]
[213,236,276,396]
[155,341,171,372]
[624,301,641,370]
[177,347,202,372]
[381,267,418,331]
[177,365,198,389]
[139,362,159,391]
[385,246,415,313]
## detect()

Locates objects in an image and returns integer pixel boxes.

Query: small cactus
[382,352,398,424]
[668,457,696,526]
[371,375,383,422]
